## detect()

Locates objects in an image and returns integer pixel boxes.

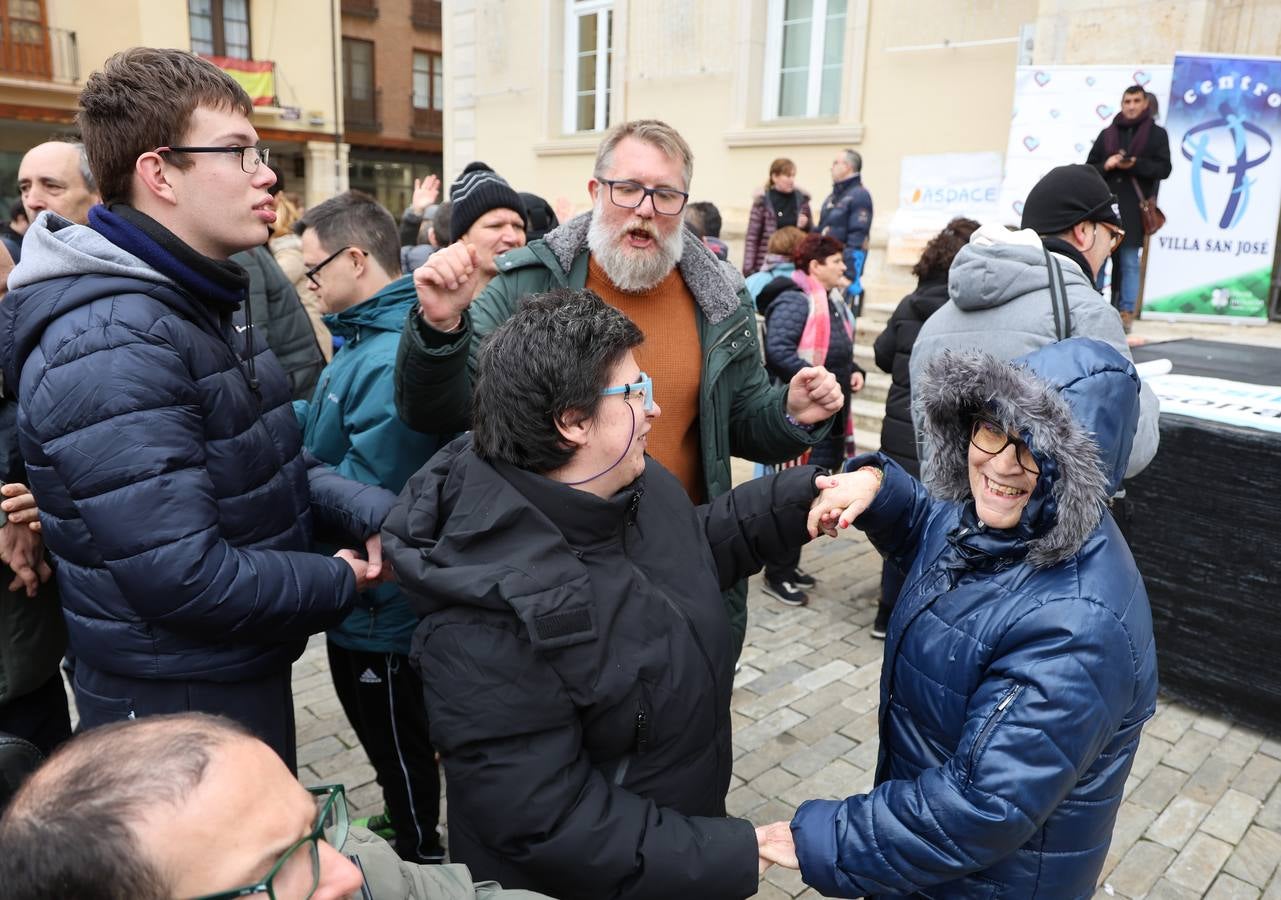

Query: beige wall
[448,0,1281,267]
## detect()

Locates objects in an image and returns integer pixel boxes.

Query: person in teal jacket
[297,191,448,864]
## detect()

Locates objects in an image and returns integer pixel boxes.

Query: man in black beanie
[448,162,527,297]
[910,163,1159,480]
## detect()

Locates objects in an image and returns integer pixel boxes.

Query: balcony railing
[411,0,441,30]
[411,103,442,138]
[0,23,78,83]
[341,0,378,19]
[345,87,381,132]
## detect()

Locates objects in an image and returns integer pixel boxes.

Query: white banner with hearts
[999,65,1173,226]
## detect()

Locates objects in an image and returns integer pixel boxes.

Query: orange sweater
[587,256,705,501]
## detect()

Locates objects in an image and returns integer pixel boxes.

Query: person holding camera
[1086,84,1171,331]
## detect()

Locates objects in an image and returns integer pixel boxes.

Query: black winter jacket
[232,245,326,402]
[872,278,948,475]
[383,437,823,900]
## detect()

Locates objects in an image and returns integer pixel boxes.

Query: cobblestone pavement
[290,523,1281,899]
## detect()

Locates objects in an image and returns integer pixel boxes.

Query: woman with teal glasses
[384,289,844,899]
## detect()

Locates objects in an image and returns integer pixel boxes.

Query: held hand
[1104,152,1125,171]
[850,371,865,392]
[0,522,53,597]
[1117,155,1137,170]
[808,468,883,537]
[413,241,482,331]
[756,821,800,870]
[786,366,844,425]
[1,482,42,531]
[364,533,396,584]
[410,174,441,214]
[335,548,373,592]
[797,212,810,230]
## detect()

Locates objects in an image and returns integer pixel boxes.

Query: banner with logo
[1148,373,1281,433]
[886,152,1002,266]
[1142,54,1281,322]
[999,65,1173,226]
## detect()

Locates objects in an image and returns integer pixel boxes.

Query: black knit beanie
[450,164,527,240]
[1021,164,1122,234]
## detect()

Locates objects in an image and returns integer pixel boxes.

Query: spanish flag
[204,56,277,107]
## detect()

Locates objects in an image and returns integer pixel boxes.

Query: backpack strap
[1044,248,1071,342]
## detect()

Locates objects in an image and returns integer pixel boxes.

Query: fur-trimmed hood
[915,337,1141,567]
[540,211,746,324]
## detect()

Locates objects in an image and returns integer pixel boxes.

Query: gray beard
[586,203,684,293]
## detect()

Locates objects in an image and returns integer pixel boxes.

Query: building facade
[0,0,351,212]
[341,0,444,219]
[442,0,1281,263]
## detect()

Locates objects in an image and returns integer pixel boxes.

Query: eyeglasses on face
[600,371,655,412]
[304,246,369,289]
[154,145,270,175]
[188,784,349,900]
[598,179,689,216]
[970,418,1040,475]
[1096,222,1126,252]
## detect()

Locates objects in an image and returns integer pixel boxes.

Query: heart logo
[1034,70,1051,87]
[1096,104,1114,119]
[1013,201,1025,215]
[1049,109,1060,118]
[1075,143,1086,153]
[1023,135,1040,152]
[1086,76,1097,86]
[1133,70,1151,86]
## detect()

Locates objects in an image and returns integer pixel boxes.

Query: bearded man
[392,119,843,655]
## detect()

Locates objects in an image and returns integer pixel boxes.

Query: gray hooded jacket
[910,224,1158,478]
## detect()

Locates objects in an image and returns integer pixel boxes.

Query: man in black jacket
[1087,84,1172,331]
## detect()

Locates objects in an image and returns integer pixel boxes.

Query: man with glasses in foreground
[911,163,1159,482]
[0,48,397,770]
[395,119,844,656]
[0,713,552,900]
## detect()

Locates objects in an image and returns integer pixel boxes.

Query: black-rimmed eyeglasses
[970,418,1040,475]
[304,246,368,289]
[598,179,689,216]
[154,145,270,175]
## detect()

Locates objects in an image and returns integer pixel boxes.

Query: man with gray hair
[819,148,873,300]
[17,140,100,225]
[394,119,844,655]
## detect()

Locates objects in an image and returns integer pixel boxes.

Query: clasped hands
[808,468,883,538]
[755,821,799,875]
[335,533,394,592]
[0,483,53,597]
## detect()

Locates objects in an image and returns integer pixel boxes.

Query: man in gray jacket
[911,164,1159,479]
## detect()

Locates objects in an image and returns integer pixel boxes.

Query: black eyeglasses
[598,179,689,216]
[304,246,368,289]
[970,418,1040,475]
[154,145,270,175]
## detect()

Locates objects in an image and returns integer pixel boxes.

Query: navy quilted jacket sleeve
[763,290,811,382]
[26,318,356,640]
[791,462,1140,896]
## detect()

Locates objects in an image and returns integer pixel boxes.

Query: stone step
[850,396,889,437]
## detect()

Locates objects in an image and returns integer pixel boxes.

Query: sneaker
[789,567,817,589]
[353,811,397,842]
[763,575,808,607]
[870,606,891,640]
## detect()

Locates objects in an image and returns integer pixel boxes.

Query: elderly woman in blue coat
[761,337,1159,899]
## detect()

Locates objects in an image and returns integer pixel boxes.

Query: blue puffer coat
[0,213,395,683]
[298,275,445,654]
[792,338,1158,899]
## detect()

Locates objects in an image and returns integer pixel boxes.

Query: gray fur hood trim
[542,212,745,324]
[915,349,1110,567]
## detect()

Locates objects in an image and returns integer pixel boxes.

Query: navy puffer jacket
[0,213,394,683]
[792,338,1158,898]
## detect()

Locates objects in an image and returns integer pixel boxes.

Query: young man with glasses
[0,713,553,900]
[395,119,844,657]
[911,163,1159,483]
[0,48,397,771]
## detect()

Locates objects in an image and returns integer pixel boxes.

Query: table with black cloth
[1126,338,1281,734]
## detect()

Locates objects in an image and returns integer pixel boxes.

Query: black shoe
[790,567,817,589]
[871,607,891,640]
[764,575,808,607]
